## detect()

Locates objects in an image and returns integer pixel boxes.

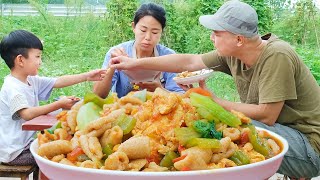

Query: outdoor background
[0,0,319,103]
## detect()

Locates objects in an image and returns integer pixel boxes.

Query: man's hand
[178,83,193,91]
[86,69,107,81]
[109,56,135,70]
[178,80,216,98]
[198,80,216,99]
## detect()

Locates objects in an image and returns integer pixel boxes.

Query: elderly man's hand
[109,56,135,71]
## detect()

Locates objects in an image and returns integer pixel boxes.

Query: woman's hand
[85,69,107,81]
[135,81,163,92]
[111,47,128,58]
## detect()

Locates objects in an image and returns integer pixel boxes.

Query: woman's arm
[93,47,128,98]
[93,68,115,98]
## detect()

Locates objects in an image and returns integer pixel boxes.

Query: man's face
[133,15,162,53]
[210,31,239,56]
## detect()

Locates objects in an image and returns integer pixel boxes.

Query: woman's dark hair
[133,3,166,30]
[0,30,43,69]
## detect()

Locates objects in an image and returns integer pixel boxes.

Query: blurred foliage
[2,0,64,3]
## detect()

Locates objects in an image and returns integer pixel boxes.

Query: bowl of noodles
[30,88,289,180]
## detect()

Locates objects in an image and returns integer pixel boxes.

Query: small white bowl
[123,70,161,83]
[30,127,288,180]
[173,69,214,85]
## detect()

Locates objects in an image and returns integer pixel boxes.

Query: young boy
[0,30,106,165]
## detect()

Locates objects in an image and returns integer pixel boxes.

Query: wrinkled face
[133,15,162,53]
[210,31,239,56]
[21,48,42,76]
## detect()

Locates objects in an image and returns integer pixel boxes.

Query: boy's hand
[86,69,107,81]
[57,96,79,110]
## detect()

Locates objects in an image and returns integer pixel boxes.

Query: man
[110,0,320,178]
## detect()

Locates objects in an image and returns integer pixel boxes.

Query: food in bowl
[175,69,212,79]
[173,69,214,85]
[31,88,288,179]
[175,71,200,78]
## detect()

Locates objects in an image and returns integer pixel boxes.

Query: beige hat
[199,0,258,37]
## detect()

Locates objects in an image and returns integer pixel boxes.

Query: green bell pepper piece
[102,144,113,159]
[229,150,250,166]
[116,114,137,135]
[160,151,179,167]
[248,124,270,157]
[46,121,62,134]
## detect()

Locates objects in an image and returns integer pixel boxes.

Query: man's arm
[215,98,284,125]
[110,54,207,72]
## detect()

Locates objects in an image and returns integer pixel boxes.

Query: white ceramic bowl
[173,69,214,85]
[123,70,161,83]
[30,127,288,180]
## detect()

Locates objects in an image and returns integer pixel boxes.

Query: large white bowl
[30,127,288,180]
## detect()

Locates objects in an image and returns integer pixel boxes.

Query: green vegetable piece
[248,124,270,157]
[76,102,102,130]
[160,151,179,167]
[84,92,114,108]
[229,150,250,166]
[102,144,113,158]
[116,114,137,135]
[190,93,241,127]
[192,120,223,140]
[186,138,221,149]
[174,127,201,146]
[132,89,147,102]
[46,129,54,134]
[196,107,217,123]
[46,121,62,134]
[55,121,62,129]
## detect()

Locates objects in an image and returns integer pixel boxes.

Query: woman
[93,3,183,98]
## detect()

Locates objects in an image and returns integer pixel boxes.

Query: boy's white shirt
[0,74,56,163]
